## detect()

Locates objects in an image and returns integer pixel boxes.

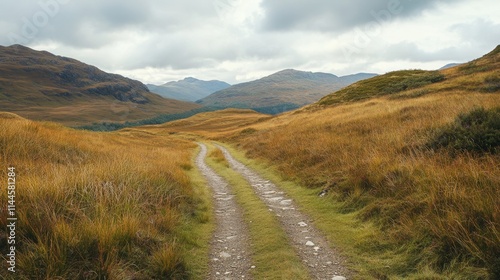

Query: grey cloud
[383,42,463,62]
[0,0,498,85]
[259,0,463,33]
[383,19,500,63]
[1,0,218,47]
[451,19,500,48]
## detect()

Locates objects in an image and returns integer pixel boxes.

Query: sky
[1,0,499,85]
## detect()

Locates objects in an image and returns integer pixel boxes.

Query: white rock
[280,199,292,206]
[314,246,320,251]
[298,222,308,227]
[332,276,346,280]
[306,241,315,247]
[220,252,231,259]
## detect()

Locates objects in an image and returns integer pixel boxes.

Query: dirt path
[195,143,252,279]
[217,144,350,280]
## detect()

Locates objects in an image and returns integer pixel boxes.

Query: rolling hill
[147,77,230,102]
[197,69,377,113]
[0,44,200,125]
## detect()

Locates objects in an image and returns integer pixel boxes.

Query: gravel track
[217,144,350,280]
[196,143,252,279]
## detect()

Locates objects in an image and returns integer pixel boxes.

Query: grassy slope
[216,142,405,280]
[223,49,500,279]
[0,114,211,279]
[140,109,272,138]
[2,93,201,126]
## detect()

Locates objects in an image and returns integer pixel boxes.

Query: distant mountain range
[0,44,378,123]
[197,69,377,113]
[147,77,231,102]
[0,45,199,125]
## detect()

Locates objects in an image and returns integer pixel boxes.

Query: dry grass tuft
[209,148,230,168]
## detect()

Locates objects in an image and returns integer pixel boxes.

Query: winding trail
[217,144,350,280]
[195,143,252,279]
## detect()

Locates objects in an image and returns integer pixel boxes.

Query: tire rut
[196,143,252,279]
[217,144,350,280]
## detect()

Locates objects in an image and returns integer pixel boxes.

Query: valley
[0,45,499,279]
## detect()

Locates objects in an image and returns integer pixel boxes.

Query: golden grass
[139,108,271,139]
[217,143,403,279]
[0,114,206,279]
[224,91,499,279]
[175,146,215,280]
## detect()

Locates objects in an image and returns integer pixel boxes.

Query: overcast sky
[1,0,499,85]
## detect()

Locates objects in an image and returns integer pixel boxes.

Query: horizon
[1,0,499,84]
[3,42,389,86]
[3,42,485,87]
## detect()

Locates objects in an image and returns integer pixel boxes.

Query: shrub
[482,74,500,93]
[428,107,500,154]
[240,128,258,135]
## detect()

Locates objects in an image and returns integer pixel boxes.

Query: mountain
[147,77,230,102]
[0,45,200,125]
[439,63,462,70]
[197,69,377,114]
